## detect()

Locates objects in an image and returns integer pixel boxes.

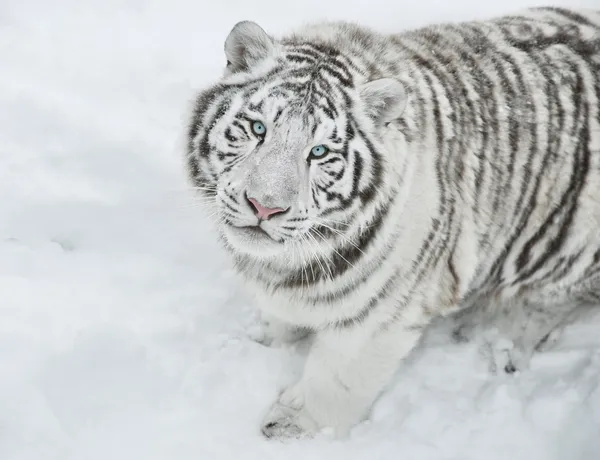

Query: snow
[2,0,600,459]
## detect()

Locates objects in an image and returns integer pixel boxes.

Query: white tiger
[185,7,600,439]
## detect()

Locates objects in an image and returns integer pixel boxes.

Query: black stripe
[485,41,567,287]
[187,84,227,153]
[333,268,402,328]
[278,196,394,289]
[548,249,585,284]
[285,55,315,66]
[353,125,383,207]
[513,53,562,272]
[513,56,590,283]
[537,7,599,28]
[514,114,590,284]
[306,229,399,304]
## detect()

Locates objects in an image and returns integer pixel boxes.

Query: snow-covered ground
[2,0,600,459]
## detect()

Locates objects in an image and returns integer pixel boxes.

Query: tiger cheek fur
[186,8,600,439]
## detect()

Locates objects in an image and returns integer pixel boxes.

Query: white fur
[187,7,600,440]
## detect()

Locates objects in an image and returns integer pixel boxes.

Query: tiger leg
[260,317,424,439]
[451,303,481,343]
[482,299,578,374]
[249,312,312,348]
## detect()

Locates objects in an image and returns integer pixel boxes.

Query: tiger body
[186,7,600,439]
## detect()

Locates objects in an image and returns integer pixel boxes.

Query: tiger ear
[359,78,408,126]
[224,21,275,73]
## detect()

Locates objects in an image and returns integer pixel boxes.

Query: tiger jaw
[222,220,288,257]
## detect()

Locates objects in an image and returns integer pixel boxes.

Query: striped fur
[186,7,600,438]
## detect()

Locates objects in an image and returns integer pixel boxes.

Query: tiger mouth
[227,223,284,245]
[238,225,271,238]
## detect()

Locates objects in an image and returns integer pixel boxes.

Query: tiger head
[187,21,408,263]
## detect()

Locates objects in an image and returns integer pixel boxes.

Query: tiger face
[187,21,408,260]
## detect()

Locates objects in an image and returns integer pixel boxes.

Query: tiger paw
[261,383,318,440]
[481,335,532,375]
[261,403,317,440]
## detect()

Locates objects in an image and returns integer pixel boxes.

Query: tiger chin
[185,7,600,440]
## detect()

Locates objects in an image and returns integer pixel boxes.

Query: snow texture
[1,0,600,459]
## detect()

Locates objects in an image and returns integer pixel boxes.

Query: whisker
[303,232,321,282]
[315,216,375,230]
[304,238,317,281]
[297,235,309,294]
[310,229,335,278]
[312,227,358,272]
[306,230,333,281]
[313,221,366,256]
[179,198,219,211]
[163,186,219,196]
[314,217,352,227]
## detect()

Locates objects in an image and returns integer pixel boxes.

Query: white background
[1,0,600,459]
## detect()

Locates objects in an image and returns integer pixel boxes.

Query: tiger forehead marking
[185,8,600,439]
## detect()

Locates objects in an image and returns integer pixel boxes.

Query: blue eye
[309,145,329,159]
[252,121,266,136]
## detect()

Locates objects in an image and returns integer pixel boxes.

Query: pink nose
[247,197,287,220]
